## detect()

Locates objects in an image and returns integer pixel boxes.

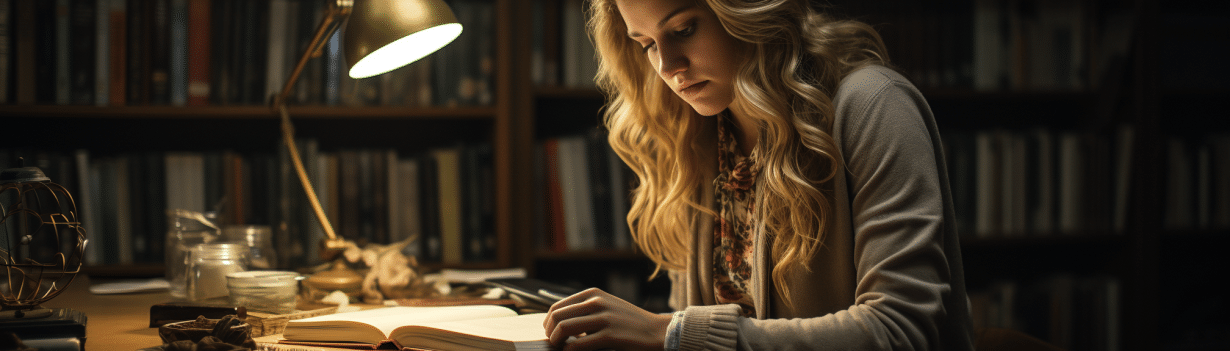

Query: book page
[390,313,551,351]
[285,305,518,344]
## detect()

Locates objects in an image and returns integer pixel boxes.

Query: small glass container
[227,271,300,315]
[166,210,220,300]
[187,243,248,301]
[222,225,276,270]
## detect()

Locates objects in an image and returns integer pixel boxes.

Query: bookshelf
[509,0,1228,350]
[1,0,532,276]
[4,0,1225,349]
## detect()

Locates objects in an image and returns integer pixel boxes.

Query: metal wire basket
[0,159,87,312]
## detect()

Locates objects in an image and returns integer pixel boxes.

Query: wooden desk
[41,276,169,351]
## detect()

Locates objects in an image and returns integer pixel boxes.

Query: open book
[279,305,552,351]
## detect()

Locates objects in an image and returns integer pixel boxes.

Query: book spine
[542,0,560,86]
[972,0,1003,90]
[208,0,227,104]
[0,0,9,104]
[418,152,441,262]
[542,139,566,252]
[126,0,150,105]
[462,144,495,261]
[532,143,548,252]
[94,0,109,106]
[357,150,374,244]
[122,153,145,262]
[974,131,999,237]
[148,0,169,105]
[585,130,613,249]
[396,158,422,257]
[168,0,186,105]
[373,149,391,246]
[1029,128,1055,234]
[146,152,167,262]
[13,0,34,104]
[555,137,580,250]
[236,0,265,104]
[55,0,69,105]
[476,144,495,260]
[115,156,133,264]
[70,0,96,105]
[474,0,494,105]
[324,25,340,105]
[529,0,543,86]
[264,0,287,106]
[183,0,207,105]
[107,0,126,106]
[433,147,463,264]
[385,150,401,246]
[34,1,56,104]
[560,0,579,87]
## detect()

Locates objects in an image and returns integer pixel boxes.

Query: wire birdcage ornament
[1,158,87,312]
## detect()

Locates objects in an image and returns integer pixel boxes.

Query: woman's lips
[679,81,708,96]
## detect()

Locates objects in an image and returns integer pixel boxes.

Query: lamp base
[0,307,87,345]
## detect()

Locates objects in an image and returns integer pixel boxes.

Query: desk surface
[41,276,389,351]
[42,276,167,351]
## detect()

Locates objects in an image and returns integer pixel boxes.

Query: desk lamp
[271,0,462,263]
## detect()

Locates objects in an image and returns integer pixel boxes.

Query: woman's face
[616,0,744,116]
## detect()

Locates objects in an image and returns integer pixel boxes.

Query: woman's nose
[656,42,687,77]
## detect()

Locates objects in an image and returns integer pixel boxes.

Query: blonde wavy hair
[589,0,889,306]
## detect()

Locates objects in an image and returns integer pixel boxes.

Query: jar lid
[193,243,248,259]
[227,271,301,288]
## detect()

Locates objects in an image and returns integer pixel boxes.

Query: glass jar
[227,271,300,314]
[222,225,276,270]
[166,209,220,299]
[187,243,248,301]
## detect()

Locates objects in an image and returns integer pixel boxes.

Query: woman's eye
[675,25,694,37]
[641,42,656,53]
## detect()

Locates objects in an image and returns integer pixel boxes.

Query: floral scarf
[712,114,761,317]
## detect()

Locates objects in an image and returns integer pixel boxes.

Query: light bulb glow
[348,23,463,79]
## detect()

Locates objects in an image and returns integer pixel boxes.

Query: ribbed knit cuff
[664,311,686,351]
[677,304,741,351]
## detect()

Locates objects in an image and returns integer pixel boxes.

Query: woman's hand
[543,288,673,351]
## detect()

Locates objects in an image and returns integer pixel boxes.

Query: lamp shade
[345,0,464,79]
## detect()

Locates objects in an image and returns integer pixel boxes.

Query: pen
[538,289,570,301]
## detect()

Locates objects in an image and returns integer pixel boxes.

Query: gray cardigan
[668,66,975,351]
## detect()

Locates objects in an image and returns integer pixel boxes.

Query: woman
[543,0,974,350]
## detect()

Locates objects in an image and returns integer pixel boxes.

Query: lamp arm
[271,0,354,260]
[271,2,351,108]
[278,105,342,245]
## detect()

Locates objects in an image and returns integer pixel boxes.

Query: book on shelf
[946,127,1135,238]
[91,0,108,105]
[433,147,464,264]
[105,0,126,106]
[535,132,636,253]
[186,0,209,106]
[557,136,595,251]
[0,0,9,105]
[541,139,567,253]
[560,0,596,88]
[967,274,1120,351]
[278,305,551,351]
[5,0,502,106]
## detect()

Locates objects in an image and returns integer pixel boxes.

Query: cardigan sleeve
[674,66,962,351]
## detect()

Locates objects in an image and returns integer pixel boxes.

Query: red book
[107,0,127,106]
[186,0,209,106]
[543,139,567,253]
